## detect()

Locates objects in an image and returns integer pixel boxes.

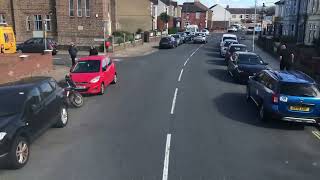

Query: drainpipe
[10,0,16,33]
[295,0,301,43]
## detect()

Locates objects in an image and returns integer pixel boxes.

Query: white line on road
[184,58,189,66]
[170,88,178,115]
[178,69,184,82]
[162,134,172,180]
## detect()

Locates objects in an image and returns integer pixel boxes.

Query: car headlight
[0,132,7,141]
[90,76,100,83]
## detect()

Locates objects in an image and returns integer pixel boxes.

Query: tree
[159,12,170,31]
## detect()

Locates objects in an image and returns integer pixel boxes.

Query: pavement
[1,33,320,180]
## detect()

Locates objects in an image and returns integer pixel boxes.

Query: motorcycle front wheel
[69,92,84,108]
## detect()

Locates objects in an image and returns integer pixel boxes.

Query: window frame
[77,0,83,17]
[69,0,75,17]
[85,0,90,17]
[45,15,51,31]
[26,16,32,31]
[0,14,5,23]
[34,15,43,31]
[27,87,42,106]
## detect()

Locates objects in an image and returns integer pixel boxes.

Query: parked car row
[0,55,117,169]
[219,33,320,127]
[159,30,210,49]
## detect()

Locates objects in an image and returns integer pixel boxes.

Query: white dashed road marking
[178,69,184,82]
[162,134,172,180]
[170,88,178,115]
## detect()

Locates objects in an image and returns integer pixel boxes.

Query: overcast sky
[176,0,278,8]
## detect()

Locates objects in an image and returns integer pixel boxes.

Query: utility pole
[253,0,257,52]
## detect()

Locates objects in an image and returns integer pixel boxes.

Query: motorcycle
[64,75,84,108]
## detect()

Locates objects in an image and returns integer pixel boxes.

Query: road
[1,33,320,180]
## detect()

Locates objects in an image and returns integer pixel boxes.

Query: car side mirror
[263,62,269,65]
[31,104,40,112]
[102,67,107,72]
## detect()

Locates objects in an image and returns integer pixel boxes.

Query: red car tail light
[272,94,279,104]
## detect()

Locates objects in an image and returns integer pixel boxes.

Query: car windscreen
[280,83,320,97]
[72,60,101,73]
[224,41,238,47]
[237,54,264,65]
[223,37,237,41]
[248,27,254,30]
[230,46,247,52]
[0,89,26,116]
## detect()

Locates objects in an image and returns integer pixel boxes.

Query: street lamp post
[260,3,266,36]
[252,0,257,52]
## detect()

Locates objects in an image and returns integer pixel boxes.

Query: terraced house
[0,0,117,46]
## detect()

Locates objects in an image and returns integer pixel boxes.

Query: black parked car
[228,52,269,83]
[159,37,177,49]
[0,77,68,169]
[17,38,58,55]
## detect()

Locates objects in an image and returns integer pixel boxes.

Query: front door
[39,81,57,129]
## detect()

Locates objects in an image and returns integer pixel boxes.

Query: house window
[34,15,43,31]
[26,16,31,31]
[196,12,200,19]
[77,0,82,17]
[0,14,5,23]
[232,15,236,18]
[45,15,51,31]
[69,0,75,16]
[246,14,249,19]
[85,0,90,17]
[240,15,243,19]
[291,24,294,31]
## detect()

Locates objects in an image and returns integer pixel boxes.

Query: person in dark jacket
[68,43,78,66]
[279,44,294,70]
[89,46,98,56]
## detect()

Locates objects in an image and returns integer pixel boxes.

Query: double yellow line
[312,131,320,140]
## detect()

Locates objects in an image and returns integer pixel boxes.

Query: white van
[220,34,238,47]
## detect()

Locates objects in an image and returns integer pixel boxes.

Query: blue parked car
[246,70,320,125]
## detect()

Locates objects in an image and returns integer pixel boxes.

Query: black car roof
[230,44,247,47]
[0,76,52,91]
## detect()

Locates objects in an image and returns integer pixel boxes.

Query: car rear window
[161,38,170,42]
[223,37,237,41]
[224,41,238,47]
[280,83,320,97]
[230,46,247,52]
[238,54,264,65]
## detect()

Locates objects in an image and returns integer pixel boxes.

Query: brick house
[115,0,152,33]
[56,0,116,46]
[0,0,117,47]
[0,0,57,42]
[181,0,212,30]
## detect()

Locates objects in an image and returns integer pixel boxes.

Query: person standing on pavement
[68,42,78,67]
[279,44,295,70]
[89,46,98,56]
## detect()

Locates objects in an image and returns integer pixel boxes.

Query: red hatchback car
[70,55,117,95]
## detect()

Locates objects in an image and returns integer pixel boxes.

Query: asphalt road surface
[1,33,320,180]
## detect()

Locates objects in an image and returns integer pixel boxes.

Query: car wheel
[99,83,105,95]
[258,104,268,122]
[54,106,69,128]
[112,73,118,84]
[7,136,30,169]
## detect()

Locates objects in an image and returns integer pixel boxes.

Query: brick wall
[11,0,57,42]
[116,0,152,33]
[0,0,13,26]
[0,53,53,84]
[56,0,112,46]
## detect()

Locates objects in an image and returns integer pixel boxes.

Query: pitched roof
[182,2,210,13]
[160,0,178,7]
[209,4,218,9]
[228,8,256,14]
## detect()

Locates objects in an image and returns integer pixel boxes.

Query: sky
[176,0,278,8]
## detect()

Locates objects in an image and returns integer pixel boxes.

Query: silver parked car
[193,33,207,44]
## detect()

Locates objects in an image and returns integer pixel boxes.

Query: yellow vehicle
[0,23,16,53]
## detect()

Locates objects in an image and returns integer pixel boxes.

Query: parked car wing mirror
[102,67,107,72]
[263,62,269,65]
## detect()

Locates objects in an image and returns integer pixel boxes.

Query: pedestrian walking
[68,42,78,67]
[89,46,98,56]
[279,44,294,70]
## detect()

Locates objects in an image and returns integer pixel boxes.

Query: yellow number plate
[289,106,310,112]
